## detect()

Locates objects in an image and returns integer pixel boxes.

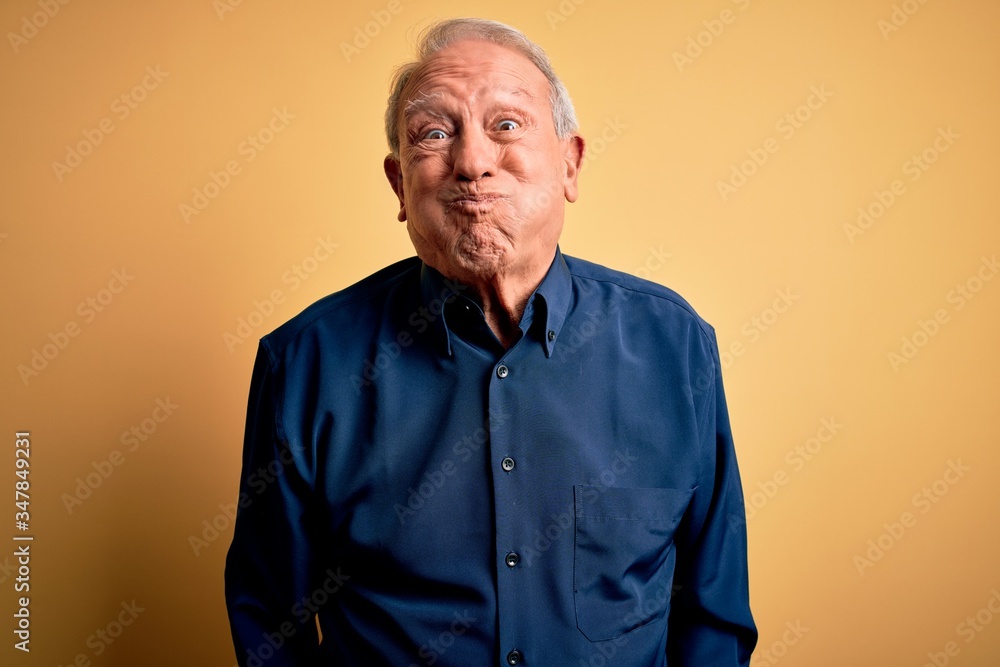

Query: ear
[383,155,406,222]
[562,134,585,203]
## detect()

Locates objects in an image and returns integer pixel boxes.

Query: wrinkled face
[385,39,583,283]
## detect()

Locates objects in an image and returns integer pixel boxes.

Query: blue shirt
[225,249,757,666]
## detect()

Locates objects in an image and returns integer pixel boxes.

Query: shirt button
[505,552,520,568]
[547,330,555,342]
[496,365,509,379]
[501,457,515,472]
[506,649,523,665]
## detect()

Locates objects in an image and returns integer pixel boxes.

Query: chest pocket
[573,485,695,641]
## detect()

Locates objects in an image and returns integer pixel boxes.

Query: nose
[451,126,497,181]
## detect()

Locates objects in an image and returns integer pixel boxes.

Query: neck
[455,251,555,349]
[472,279,528,349]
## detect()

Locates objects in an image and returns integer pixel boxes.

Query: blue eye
[497,120,519,131]
[423,129,447,140]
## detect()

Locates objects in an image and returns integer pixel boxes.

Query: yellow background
[2,0,999,664]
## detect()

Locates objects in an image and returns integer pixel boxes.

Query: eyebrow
[403,91,446,121]
[504,86,536,100]
[402,86,537,121]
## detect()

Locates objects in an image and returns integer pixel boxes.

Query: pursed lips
[446,193,506,210]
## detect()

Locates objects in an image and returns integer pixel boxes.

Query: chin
[407,219,520,281]
[452,236,510,277]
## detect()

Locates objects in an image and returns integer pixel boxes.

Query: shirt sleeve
[225,342,322,666]
[667,327,758,666]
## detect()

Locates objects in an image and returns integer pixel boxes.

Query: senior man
[225,17,756,666]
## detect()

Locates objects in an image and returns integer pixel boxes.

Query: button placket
[492,350,529,665]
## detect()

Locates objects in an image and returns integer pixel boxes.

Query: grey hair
[384,17,578,158]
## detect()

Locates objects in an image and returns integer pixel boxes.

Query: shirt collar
[418,247,574,358]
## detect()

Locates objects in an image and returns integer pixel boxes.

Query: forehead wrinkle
[405,84,537,118]
[403,44,545,111]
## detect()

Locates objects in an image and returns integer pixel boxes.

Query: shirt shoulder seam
[566,267,717,346]
[263,261,419,355]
